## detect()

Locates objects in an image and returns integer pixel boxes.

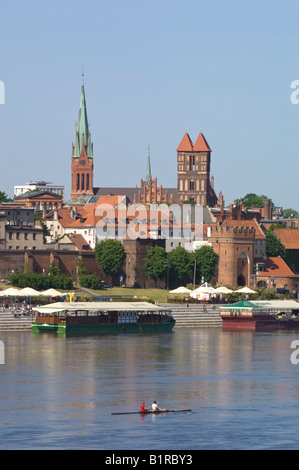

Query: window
[189,181,194,190]
[189,155,195,171]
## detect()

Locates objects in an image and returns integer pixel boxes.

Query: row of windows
[76,173,90,191]
[31,202,60,210]
[178,154,208,163]
[8,232,37,240]
[7,211,31,216]
[7,246,37,250]
[179,179,206,192]
[178,164,207,172]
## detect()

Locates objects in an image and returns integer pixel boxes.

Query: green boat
[31,301,175,336]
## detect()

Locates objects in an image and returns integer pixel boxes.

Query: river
[0,327,299,450]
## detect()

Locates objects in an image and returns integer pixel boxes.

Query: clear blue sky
[1,0,299,209]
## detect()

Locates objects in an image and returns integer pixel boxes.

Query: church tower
[177,131,217,206]
[71,76,94,200]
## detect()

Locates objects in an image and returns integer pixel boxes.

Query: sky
[1,0,299,209]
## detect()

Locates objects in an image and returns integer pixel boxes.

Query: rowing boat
[111,409,191,415]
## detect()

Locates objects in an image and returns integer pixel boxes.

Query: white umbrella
[19,287,41,296]
[235,286,257,294]
[192,282,216,294]
[40,288,62,297]
[0,287,22,296]
[169,286,192,294]
[215,286,233,294]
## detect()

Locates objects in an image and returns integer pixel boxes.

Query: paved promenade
[162,303,222,327]
[0,308,33,331]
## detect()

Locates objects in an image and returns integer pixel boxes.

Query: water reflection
[1,328,299,449]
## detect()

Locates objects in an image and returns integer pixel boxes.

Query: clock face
[80,160,86,166]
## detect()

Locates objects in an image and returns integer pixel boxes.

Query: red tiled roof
[256,257,295,276]
[176,133,194,152]
[68,233,93,251]
[44,208,88,227]
[176,132,211,152]
[273,228,299,249]
[193,133,212,152]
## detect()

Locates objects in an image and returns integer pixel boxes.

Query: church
[70,78,219,207]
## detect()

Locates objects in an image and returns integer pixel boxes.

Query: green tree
[79,273,101,289]
[239,193,274,208]
[167,246,192,283]
[144,245,167,287]
[46,261,60,276]
[9,272,73,290]
[35,212,50,242]
[191,245,218,284]
[266,228,287,259]
[0,191,13,203]
[283,208,299,219]
[94,239,126,280]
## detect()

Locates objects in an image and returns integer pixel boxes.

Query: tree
[167,246,192,283]
[238,193,274,208]
[94,239,126,280]
[0,191,13,203]
[266,228,286,259]
[144,245,167,287]
[46,261,60,276]
[191,245,218,284]
[79,273,101,289]
[283,208,299,219]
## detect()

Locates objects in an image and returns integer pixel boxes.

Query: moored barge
[31,301,175,335]
[220,299,299,331]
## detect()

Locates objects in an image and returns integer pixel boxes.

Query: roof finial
[146,144,152,186]
[82,65,84,85]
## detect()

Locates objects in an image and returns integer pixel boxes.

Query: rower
[140,402,147,412]
[152,401,159,411]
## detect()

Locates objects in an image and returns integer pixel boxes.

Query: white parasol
[169,286,192,294]
[0,287,23,296]
[214,286,233,294]
[40,288,62,297]
[19,287,41,296]
[234,286,257,294]
[192,282,216,294]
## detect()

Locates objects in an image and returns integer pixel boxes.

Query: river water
[0,327,299,450]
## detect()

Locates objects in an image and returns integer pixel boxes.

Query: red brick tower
[71,76,94,200]
[177,131,217,206]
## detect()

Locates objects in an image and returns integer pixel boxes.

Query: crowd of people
[1,300,33,317]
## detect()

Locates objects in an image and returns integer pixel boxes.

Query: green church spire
[146,145,152,186]
[73,74,93,158]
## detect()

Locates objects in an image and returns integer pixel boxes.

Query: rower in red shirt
[140,402,147,412]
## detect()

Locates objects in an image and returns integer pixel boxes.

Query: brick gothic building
[177,132,218,206]
[69,79,219,207]
[208,223,255,287]
[71,77,94,200]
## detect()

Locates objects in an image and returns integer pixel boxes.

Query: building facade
[177,132,218,206]
[71,77,94,200]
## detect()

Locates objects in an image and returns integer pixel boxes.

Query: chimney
[264,199,271,220]
[71,206,78,219]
